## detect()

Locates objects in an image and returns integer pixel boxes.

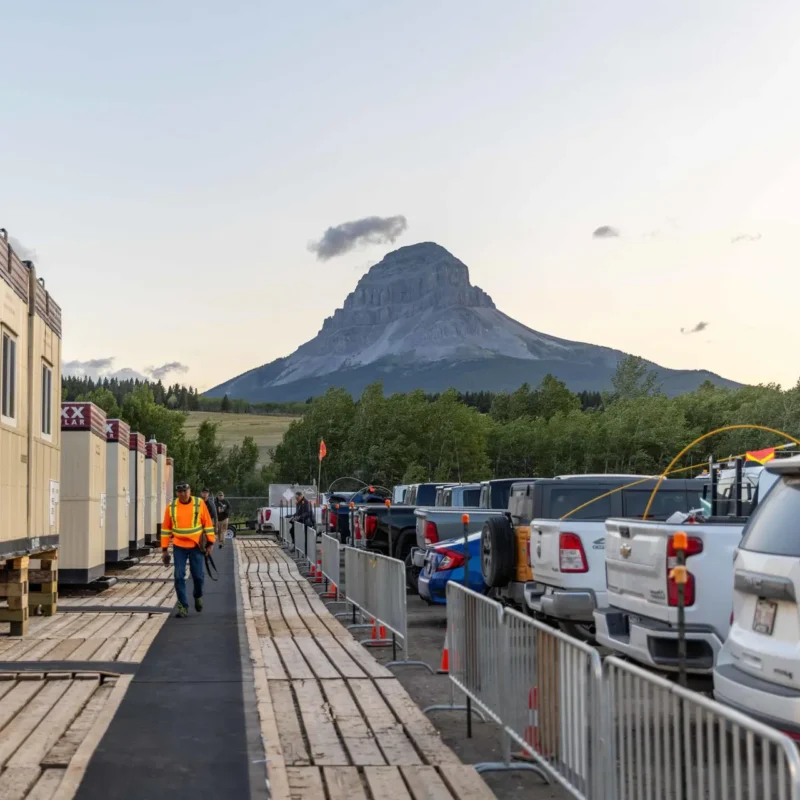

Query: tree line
[62,376,309,416]
[271,356,800,489]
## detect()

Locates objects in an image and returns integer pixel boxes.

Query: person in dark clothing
[291,491,315,528]
[201,488,218,531]
[215,491,232,547]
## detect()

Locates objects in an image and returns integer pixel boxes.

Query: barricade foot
[361,638,393,647]
[473,761,550,783]
[386,659,436,675]
[422,703,487,722]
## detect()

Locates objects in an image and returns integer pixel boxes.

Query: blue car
[418,531,486,604]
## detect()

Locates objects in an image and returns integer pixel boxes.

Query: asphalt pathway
[75,541,266,800]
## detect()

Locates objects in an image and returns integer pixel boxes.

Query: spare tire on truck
[481,516,516,588]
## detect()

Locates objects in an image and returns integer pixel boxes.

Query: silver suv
[714,456,800,735]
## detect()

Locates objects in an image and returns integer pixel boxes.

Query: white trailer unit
[144,440,158,545]
[129,432,145,551]
[105,418,130,563]
[59,402,107,584]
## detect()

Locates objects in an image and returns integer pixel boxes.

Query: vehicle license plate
[753,599,778,635]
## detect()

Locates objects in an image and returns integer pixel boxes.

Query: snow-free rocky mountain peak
[208,242,739,400]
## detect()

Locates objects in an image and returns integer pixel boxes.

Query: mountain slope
[208,242,740,400]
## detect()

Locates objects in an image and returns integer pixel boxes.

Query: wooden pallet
[0,671,131,800]
[236,540,497,800]
[1,557,31,637]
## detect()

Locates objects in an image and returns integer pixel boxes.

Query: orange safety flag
[746,447,776,465]
[319,439,327,461]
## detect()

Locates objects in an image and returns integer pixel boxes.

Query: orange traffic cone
[437,627,450,674]
[524,687,538,750]
[309,561,316,577]
[315,558,323,583]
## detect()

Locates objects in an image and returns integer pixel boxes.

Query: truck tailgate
[530,519,606,589]
[605,519,745,630]
[605,520,670,620]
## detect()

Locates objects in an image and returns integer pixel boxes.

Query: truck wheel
[481,517,515,588]
[396,533,418,594]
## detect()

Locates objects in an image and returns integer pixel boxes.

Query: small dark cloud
[309,215,408,260]
[146,362,190,381]
[731,233,762,244]
[592,225,620,239]
[64,357,115,372]
[8,236,38,262]
[680,321,709,335]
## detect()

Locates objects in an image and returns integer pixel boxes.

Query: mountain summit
[207,242,739,400]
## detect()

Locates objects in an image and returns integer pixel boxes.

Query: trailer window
[1,331,17,423]
[41,362,53,437]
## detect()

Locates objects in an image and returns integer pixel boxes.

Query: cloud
[8,236,38,262]
[309,215,408,260]
[592,225,620,239]
[63,358,148,381]
[680,321,709,335]
[731,233,762,244]
[145,362,190,381]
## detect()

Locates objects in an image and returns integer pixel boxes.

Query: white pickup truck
[526,476,703,640]
[594,466,781,674]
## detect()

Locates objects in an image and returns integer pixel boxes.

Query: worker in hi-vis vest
[161,481,216,618]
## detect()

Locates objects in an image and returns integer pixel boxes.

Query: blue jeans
[173,546,204,608]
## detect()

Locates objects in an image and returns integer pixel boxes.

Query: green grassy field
[184,411,298,464]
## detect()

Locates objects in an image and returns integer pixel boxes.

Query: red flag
[746,447,776,465]
[319,440,327,461]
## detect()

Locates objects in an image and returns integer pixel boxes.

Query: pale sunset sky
[2,1,799,391]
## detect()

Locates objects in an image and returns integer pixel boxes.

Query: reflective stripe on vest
[169,497,203,534]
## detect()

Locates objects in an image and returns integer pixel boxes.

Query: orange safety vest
[161,496,215,550]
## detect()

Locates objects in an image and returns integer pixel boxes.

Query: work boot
[195,597,203,613]
[175,604,188,618]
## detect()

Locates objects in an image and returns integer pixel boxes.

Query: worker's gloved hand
[162,550,171,567]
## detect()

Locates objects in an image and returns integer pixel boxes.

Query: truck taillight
[424,521,439,546]
[263,509,271,521]
[329,512,338,530]
[354,516,362,540]
[366,515,378,539]
[559,532,588,573]
[667,536,703,607]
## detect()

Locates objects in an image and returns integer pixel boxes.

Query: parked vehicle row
[310,452,800,739]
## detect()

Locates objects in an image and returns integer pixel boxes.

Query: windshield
[740,476,800,556]
[549,487,613,521]
[490,480,518,510]
[622,488,703,520]
[463,488,480,506]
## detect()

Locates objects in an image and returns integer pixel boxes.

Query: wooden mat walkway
[239,538,496,800]
[0,557,166,799]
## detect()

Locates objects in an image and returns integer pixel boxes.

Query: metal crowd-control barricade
[436,582,602,797]
[320,533,341,600]
[603,656,800,800]
[279,517,292,549]
[342,545,433,673]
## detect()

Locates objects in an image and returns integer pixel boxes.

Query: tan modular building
[60,402,107,583]
[129,432,146,550]
[1,231,62,632]
[144,440,158,545]
[105,419,130,563]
